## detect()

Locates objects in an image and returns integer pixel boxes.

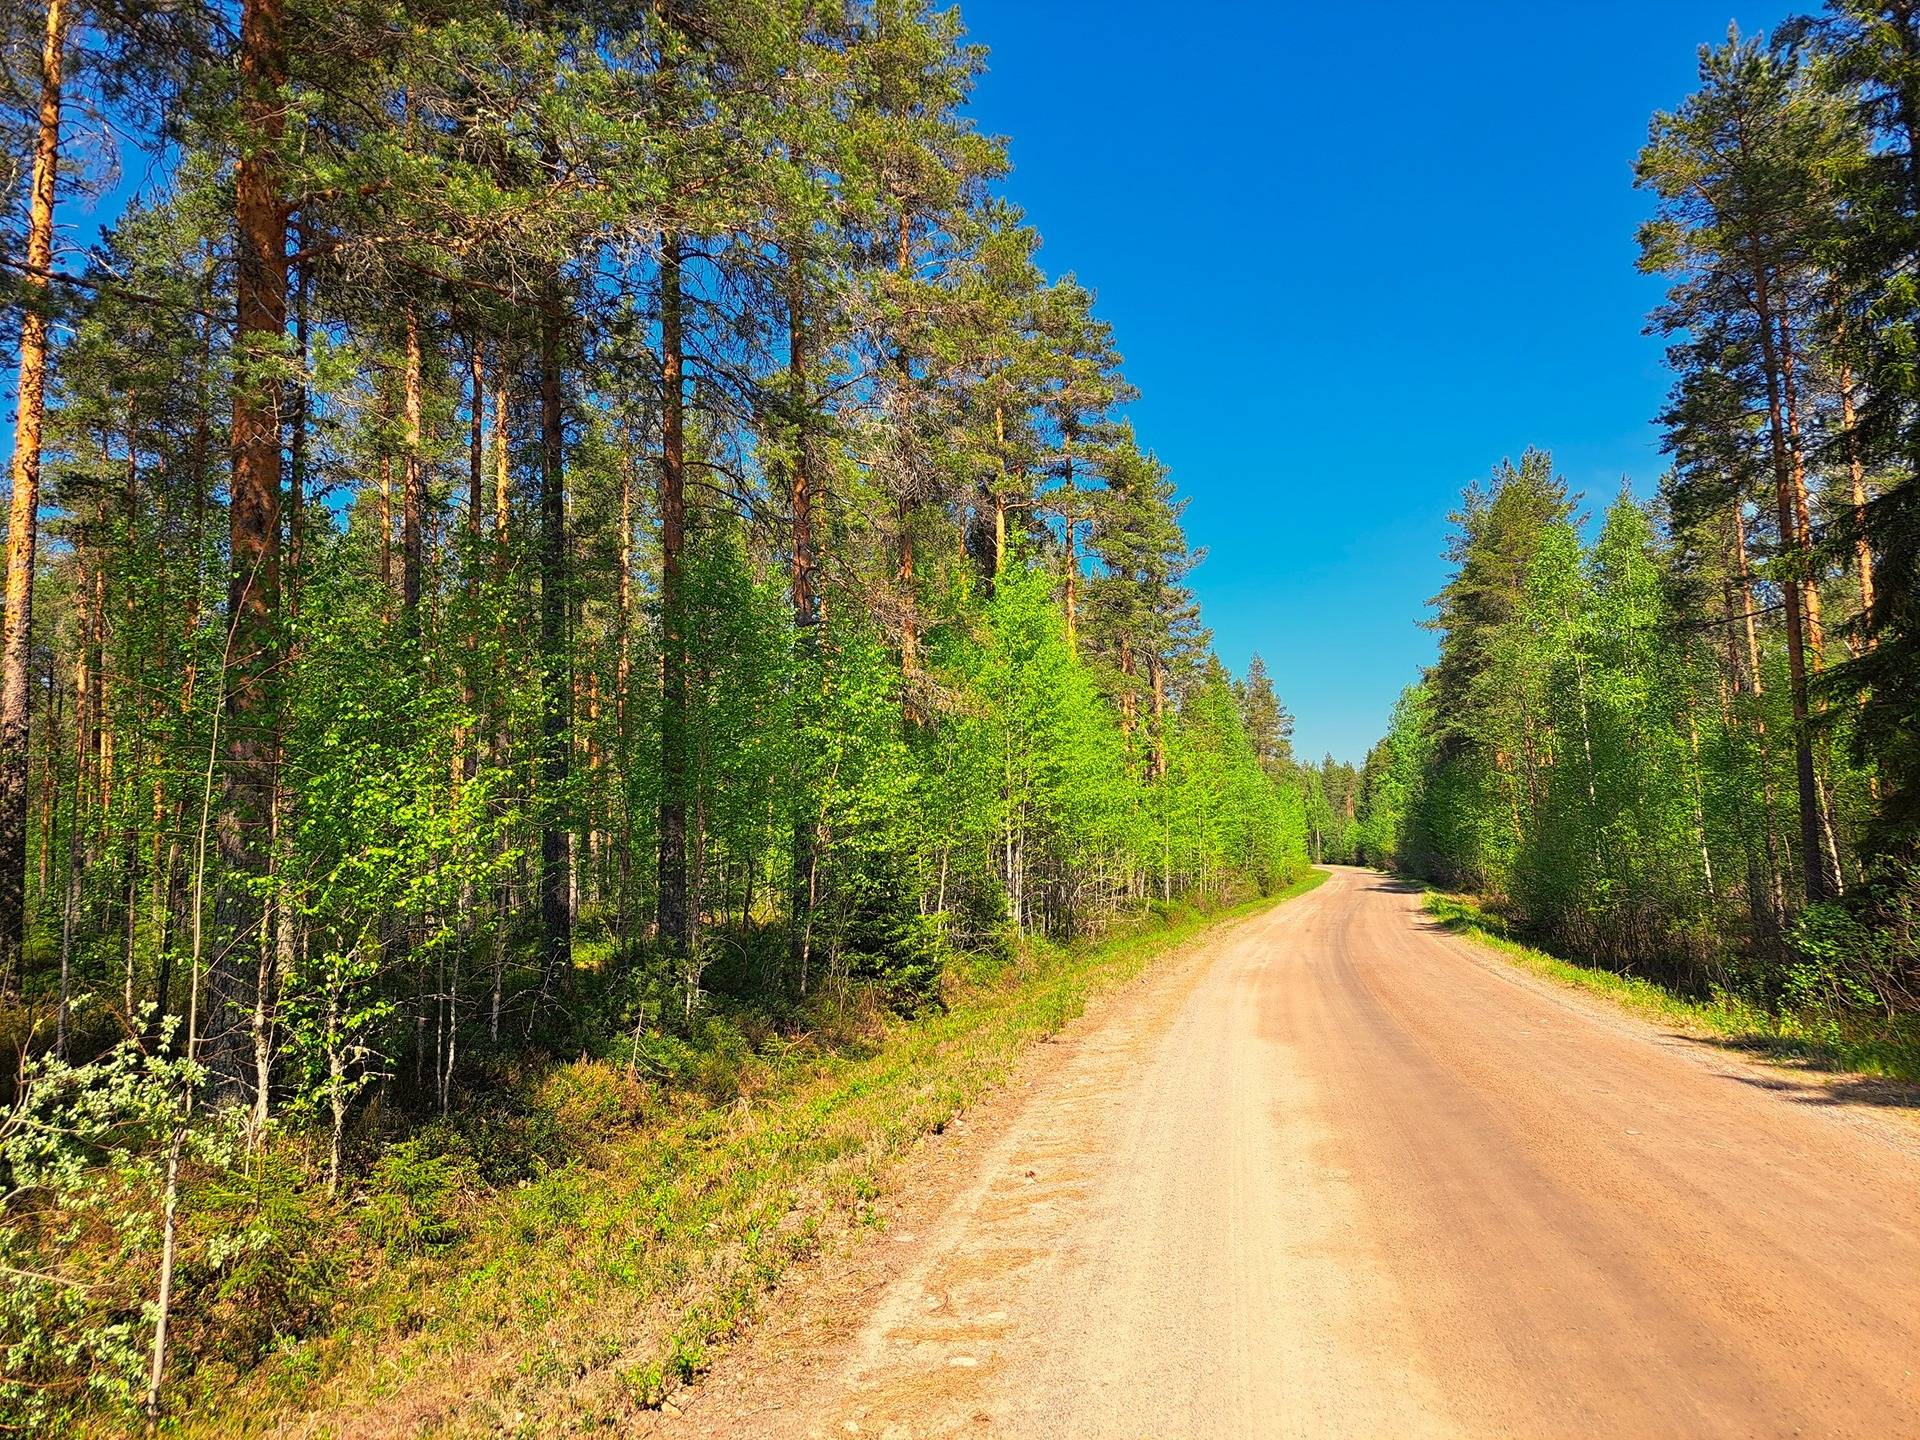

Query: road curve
[674,866,1920,1439]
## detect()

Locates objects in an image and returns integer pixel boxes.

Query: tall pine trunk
[213,0,287,1092]
[1779,314,1846,892]
[785,244,818,983]
[0,0,67,995]
[1728,504,1787,935]
[402,307,426,629]
[1778,314,1826,666]
[459,335,484,789]
[1748,260,1830,904]
[537,277,572,995]
[1839,355,1876,649]
[657,235,691,955]
[992,405,1008,577]
[894,209,919,679]
[488,358,512,1037]
[615,444,635,930]
[1061,442,1079,650]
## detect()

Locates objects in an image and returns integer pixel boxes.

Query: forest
[0,1,1331,1429]
[1356,11,1919,1056]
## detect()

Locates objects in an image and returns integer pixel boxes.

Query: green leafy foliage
[1365,456,1904,1022]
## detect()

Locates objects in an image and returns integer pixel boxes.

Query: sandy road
[667,867,1920,1439]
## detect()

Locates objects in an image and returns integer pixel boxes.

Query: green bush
[617,1015,760,1105]
[193,1146,344,1370]
[1789,861,1920,1018]
[835,862,949,1015]
[356,1140,473,1259]
[533,1060,650,1145]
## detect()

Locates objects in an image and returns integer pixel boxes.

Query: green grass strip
[1423,890,1920,1086]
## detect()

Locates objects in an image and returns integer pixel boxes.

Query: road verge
[1425,890,1920,1085]
[181,870,1329,1438]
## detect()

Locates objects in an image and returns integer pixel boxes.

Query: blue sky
[961,0,1796,764]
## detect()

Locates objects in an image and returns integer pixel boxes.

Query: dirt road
[667,867,1920,1439]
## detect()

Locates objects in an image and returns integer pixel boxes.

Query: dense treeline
[1227,654,1365,867]
[0,0,1309,1427]
[1360,7,1920,1022]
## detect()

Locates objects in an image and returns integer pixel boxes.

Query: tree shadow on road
[1355,871,1425,896]
[1663,1033,1920,1112]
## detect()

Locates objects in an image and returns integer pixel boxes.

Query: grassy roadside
[176,870,1328,1439]
[1423,891,1920,1085]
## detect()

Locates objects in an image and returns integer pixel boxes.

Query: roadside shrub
[0,1021,259,1435]
[356,1140,472,1259]
[619,1015,760,1105]
[533,1060,649,1144]
[943,865,1015,962]
[1790,861,1920,1018]
[190,1145,344,1370]
[835,862,948,1015]
[1786,903,1887,1013]
[689,1018,757,1104]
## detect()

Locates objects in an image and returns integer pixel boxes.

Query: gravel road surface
[663,866,1920,1439]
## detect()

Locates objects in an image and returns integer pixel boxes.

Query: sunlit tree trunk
[1749,261,1831,903]
[402,307,426,629]
[214,0,288,1098]
[1730,504,1787,932]
[153,325,214,1028]
[1062,449,1078,651]
[288,224,309,628]
[615,443,635,929]
[489,360,511,1039]
[1839,357,1875,647]
[992,405,1008,577]
[895,209,919,678]
[88,547,108,849]
[457,335,484,790]
[785,244,818,983]
[1778,314,1826,668]
[0,0,68,995]
[1780,313,1847,894]
[378,455,394,601]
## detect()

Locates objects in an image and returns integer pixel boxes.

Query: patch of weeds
[617,1358,669,1410]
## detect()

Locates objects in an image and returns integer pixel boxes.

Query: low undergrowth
[153,872,1324,1438]
[1424,891,1920,1085]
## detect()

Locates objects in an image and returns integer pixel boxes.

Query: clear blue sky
[961,0,1795,765]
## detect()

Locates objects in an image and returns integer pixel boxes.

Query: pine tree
[1637,29,1861,901]
[1234,653,1295,778]
[0,0,67,995]
[1802,2,1920,849]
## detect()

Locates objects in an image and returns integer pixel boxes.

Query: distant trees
[0,2,1310,1426]
[1366,439,1887,992]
